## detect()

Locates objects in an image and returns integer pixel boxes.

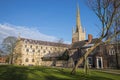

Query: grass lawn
[0,65,120,80]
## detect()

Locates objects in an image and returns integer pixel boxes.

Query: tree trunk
[71,43,100,74]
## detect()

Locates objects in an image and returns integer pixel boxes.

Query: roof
[70,38,99,49]
[41,50,69,61]
[20,38,70,48]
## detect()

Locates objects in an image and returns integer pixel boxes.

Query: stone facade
[13,38,69,66]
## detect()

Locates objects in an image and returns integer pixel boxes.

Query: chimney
[88,34,93,43]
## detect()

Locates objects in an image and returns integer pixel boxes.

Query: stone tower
[72,4,86,43]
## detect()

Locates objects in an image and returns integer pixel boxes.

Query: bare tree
[71,0,120,74]
[2,36,17,64]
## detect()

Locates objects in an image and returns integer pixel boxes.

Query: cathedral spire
[72,3,86,43]
[76,3,82,32]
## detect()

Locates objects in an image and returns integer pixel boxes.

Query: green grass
[0,65,120,80]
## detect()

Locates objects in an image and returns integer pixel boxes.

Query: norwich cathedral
[13,4,120,69]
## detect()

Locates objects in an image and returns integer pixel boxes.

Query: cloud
[0,23,59,43]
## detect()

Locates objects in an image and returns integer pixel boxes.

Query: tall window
[109,49,115,55]
[36,46,38,49]
[87,57,93,65]
[32,59,34,62]
[55,48,56,50]
[30,45,32,48]
[33,49,35,52]
[25,58,29,62]
[26,49,29,52]
[38,50,40,53]
[43,50,46,53]
[50,48,52,50]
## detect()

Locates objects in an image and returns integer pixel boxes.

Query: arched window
[32,59,34,62]
[25,58,29,62]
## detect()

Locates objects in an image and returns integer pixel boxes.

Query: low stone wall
[41,60,68,67]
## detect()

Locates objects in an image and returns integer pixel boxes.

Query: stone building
[13,38,70,66]
[13,38,69,66]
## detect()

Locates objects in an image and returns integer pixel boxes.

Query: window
[38,50,40,53]
[41,46,43,49]
[109,49,115,55]
[25,58,29,62]
[32,59,34,62]
[30,45,32,48]
[43,50,46,53]
[36,46,38,49]
[112,49,115,55]
[50,48,52,50]
[24,40,27,43]
[87,57,93,65]
[55,48,56,50]
[33,49,35,52]
[25,45,27,48]
[26,49,29,52]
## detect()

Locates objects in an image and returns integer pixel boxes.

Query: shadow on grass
[0,65,114,80]
[0,65,28,80]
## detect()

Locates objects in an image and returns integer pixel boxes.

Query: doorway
[96,57,103,69]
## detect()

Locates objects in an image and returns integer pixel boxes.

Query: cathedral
[13,4,120,69]
[72,5,86,43]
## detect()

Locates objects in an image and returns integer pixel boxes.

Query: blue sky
[0,0,100,44]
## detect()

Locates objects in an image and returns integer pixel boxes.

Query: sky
[0,0,100,44]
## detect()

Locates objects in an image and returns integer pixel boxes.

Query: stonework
[72,4,86,43]
[13,38,69,66]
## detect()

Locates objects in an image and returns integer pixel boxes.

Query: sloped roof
[42,50,69,61]
[20,38,70,48]
[70,38,99,49]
